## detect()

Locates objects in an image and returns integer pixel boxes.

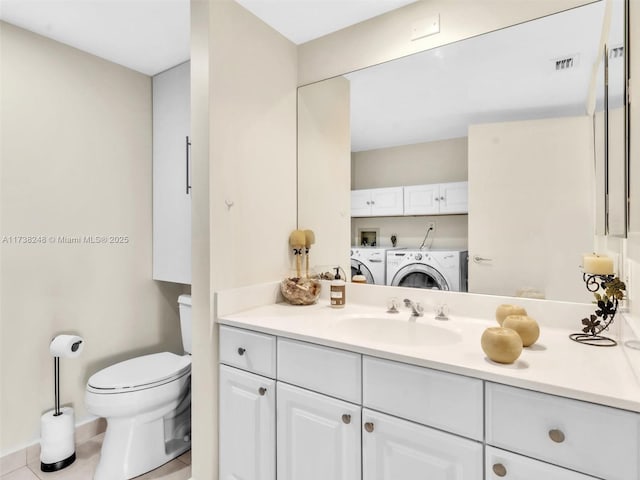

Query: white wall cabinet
[404,181,468,215]
[351,187,403,217]
[277,382,361,480]
[152,61,191,284]
[219,365,275,480]
[363,409,482,480]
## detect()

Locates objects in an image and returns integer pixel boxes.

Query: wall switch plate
[411,14,440,41]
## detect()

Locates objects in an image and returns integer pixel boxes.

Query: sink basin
[335,314,462,346]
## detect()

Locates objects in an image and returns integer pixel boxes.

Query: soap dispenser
[330,267,346,308]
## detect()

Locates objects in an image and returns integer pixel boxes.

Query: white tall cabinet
[152,61,191,284]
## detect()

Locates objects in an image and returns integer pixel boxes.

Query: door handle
[473,256,493,263]
[185,136,192,195]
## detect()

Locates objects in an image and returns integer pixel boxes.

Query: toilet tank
[178,295,192,354]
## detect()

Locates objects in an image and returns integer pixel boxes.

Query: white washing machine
[350,247,388,285]
[386,249,468,291]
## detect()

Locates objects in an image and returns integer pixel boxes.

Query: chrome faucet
[404,299,424,318]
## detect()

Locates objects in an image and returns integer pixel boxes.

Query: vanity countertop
[218,299,640,413]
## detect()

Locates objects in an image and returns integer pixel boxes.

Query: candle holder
[569,273,626,347]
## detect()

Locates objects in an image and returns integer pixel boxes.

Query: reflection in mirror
[298,2,620,303]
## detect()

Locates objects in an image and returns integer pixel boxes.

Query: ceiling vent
[609,45,624,60]
[553,54,579,71]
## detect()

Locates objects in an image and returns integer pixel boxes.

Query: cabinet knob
[364,422,374,433]
[258,387,267,396]
[492,463,507,477]
[341,414,351,424]
[366,201,371,205]
[440,196,445,201]
[237,347,246,356]
[548,429,565,443]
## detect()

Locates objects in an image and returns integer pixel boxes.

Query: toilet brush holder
[41,335,84,472]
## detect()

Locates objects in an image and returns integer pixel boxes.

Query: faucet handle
[415,302,424,314]
[403,298,412,307]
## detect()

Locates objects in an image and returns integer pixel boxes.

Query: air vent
[553,54,579,71]
[609,45,624,60]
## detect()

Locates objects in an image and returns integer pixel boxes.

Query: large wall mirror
[298,0,629,304]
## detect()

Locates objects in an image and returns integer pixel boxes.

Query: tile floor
[1,434,191,480]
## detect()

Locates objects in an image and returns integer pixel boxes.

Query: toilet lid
[88,352,191,391]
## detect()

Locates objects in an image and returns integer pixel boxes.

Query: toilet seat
[88,352,191,394]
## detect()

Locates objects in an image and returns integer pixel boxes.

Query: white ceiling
[0,0,417,75]
[347,1,623,152]
[0,0,191,76]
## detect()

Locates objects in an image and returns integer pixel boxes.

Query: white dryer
[350,247,388,285]
[386,249,468,291]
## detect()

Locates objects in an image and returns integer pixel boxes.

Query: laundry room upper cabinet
[404,182,468,216]
[351,187,404,217]
[153,62,191,284]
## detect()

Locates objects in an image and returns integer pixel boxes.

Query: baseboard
[0,417,106,476]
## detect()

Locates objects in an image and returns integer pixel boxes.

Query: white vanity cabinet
[363,409,482,480]
[485,447,598,480]
[486,382,640,480]
[351,186,404,217]
[277,382,361,480]
[404,181,468,215]
[219,366,276,480]
[152,61,191,284]
[219,324,640,480]
[219,327,277,480]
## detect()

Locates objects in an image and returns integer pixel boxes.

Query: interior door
[467,116,594,302]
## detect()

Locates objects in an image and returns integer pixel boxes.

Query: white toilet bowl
[85,352,191,480]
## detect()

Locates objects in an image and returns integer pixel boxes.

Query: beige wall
[351,138,468,250]
[298,0,596,85]
[0,22,186,453]
[298,77,351,273]
[190,1,298,478]
[189,0,214,478]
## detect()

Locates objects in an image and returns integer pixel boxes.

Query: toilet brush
[40,335,84,472]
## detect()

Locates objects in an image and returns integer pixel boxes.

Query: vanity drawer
[277,338,361,403]
[363,356,483,440]
[486,382,640,480]
[219,326,276,378]
[486,446,597,480]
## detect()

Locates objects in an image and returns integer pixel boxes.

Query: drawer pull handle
[492,463,507,477]
[237,347,246,356]
[364,422,374,433]
[258,387,267,396]
[342,414,351,424]
[549,429,565,443]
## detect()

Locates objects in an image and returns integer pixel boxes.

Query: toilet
[85,294,192,480]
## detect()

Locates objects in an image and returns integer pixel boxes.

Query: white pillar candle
[582,254,614,275]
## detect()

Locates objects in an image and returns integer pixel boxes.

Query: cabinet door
[152,61,191,284]
[370,187,404,216]
[351,189,372,216]
[219,365,275,480]
[486,447,597,480]
[363,409,482,480]
[439,181,468,214]
[403,184,440,215]
[277,382,361,480]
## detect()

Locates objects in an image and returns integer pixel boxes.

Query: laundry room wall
[351,137,468,250]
